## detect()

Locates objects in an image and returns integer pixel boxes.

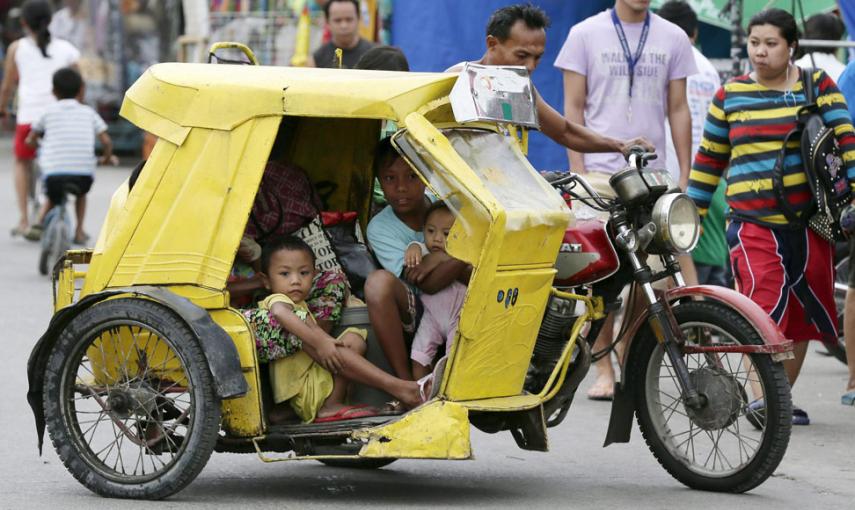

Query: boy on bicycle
[25,67,115,244]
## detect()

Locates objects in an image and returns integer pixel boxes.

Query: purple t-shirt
[554,10,697,173]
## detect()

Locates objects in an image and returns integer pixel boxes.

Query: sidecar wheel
[43,298,221,499]
[317,458,397,469]
[629,301,791,493]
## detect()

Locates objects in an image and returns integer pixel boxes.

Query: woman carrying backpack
[686,8,855,426]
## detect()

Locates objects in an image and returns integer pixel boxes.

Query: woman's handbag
[773,68,850,242]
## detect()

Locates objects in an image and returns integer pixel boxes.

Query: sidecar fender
[27,286,247,453]
[603,284,791,447]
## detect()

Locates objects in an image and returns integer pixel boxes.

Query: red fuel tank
[554,219,620,287]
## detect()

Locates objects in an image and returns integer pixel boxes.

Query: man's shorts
[727,221,837,343]
[43,174,93,205]
[402,283,424,341]
[14,124,37,160]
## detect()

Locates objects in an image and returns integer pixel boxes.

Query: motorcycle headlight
[651,193,700,254]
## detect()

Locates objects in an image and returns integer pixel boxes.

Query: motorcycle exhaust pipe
[543,336,592,427]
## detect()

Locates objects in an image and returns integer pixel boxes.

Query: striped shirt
[32,99,107,178]
[687,68,855,226]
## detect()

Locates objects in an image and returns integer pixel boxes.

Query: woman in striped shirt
[687,8,855,425]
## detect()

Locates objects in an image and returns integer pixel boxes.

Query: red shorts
[726,221,837,343]
[14,124,37,160]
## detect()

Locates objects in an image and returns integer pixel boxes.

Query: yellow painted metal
[353,401,471,459]
[121,63,457,137]
[83,117,278,295]
[401,113,571,402]
[53,250,92,311]
[167,286,229,310]
[210,308,264,437]
[448,268,556,401]
[85,315,188,390]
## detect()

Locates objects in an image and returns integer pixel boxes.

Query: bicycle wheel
[39,207,71,275]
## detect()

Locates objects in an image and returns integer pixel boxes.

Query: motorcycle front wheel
[630,300,791,493]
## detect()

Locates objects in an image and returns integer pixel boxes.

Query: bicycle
[38,180,80,275]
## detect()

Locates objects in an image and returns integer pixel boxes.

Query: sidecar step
[268,414,397,438]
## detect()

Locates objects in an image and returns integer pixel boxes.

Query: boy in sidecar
[365,139,470,381]
[245,235,434,423]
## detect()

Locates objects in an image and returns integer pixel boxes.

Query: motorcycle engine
[525,295,580,393]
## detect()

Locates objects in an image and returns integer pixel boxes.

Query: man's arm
[97,131,115,165]
[563,70,589,173]
[667,77,692,190]
[538,88,622,155]
[0,41,19,120]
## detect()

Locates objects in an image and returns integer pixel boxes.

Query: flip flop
[416,356,448,404]
[313,404,379,423]
[792,407,810,426]
[842,390,855,406]
[745,399,766,430]
[24,224,43,242]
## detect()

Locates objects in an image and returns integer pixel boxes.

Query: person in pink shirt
[555,0,697,400]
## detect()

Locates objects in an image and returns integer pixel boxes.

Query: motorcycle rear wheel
[630,301,791,493]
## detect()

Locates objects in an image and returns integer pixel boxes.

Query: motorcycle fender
[603,284,792,446]
[27,286,247,453]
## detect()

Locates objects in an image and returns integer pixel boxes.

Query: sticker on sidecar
[496,288,519,308]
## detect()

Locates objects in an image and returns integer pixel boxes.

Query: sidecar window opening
[246,115,382,237]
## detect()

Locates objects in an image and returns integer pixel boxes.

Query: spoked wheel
[631,301,791,493]
[43,299,221,499]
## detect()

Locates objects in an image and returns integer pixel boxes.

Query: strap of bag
[772,127,804,224]
[772,68,816,224]
[802,67,816,106]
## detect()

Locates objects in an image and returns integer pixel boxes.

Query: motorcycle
[528,150,795,492]
[26,48,793,500]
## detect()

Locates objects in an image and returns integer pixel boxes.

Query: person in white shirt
[660,1,722,184]
[0,0,80,238]
[794,13,847,83]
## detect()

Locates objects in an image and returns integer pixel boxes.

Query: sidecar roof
[120,63,458,144]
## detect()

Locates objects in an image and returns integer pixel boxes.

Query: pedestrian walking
[687,9,855,423]
[658,1,728,287]
[0,0,79,239]
[554,0,697,400]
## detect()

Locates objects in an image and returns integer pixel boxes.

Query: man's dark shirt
[313,38,375,69]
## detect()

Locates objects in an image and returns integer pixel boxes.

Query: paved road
[0,141,852,509]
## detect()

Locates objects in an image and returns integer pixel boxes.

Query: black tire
[830,256,849,365]
[317,458,397,469]
[39,212,69,276]
[43,298,221,499]
[629,300,791,493]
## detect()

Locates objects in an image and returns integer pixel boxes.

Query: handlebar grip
[208,42,260,65]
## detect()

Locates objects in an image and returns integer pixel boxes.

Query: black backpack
[773,68,849,242]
